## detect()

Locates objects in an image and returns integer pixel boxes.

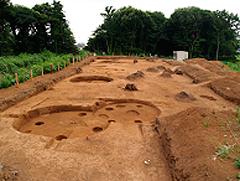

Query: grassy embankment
[225,55,240,72]
[0,51,88,89]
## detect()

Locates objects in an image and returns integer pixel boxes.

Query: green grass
[216,145,232,159]
[237,107,240,124]
[0,50,88,89]
[235,158,240,169]
[224,55,240,72]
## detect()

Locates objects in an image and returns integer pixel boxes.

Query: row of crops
[0,50,89,89]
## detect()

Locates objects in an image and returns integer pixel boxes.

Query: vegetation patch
[0,51,88,89]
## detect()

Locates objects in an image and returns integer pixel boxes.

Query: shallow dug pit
[95,99,161,125]
[175,91,196,102]
[13,100,160,140]
[70,75,113,83]
[13,105,110,140]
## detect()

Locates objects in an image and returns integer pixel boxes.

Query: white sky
[11,0,240,44]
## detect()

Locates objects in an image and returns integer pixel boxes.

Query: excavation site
[0,56,240,181]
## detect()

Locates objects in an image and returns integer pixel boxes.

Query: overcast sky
[11,0,240,44]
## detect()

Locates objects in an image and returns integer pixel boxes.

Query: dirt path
[0,57,239,180]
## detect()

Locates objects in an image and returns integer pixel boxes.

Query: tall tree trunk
[216,35,220,60]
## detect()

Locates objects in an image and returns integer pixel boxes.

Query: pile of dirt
[0,57,92,112]
[0,163,18,181]
[126,71,144,80]
[146,65,168,73]
[186,58,228,76]
[146,67,160,73]
[160,70,172,78]
[133,59,138,64]
[157,65,167,71]
[160,107,237,180]
[175,91,196,102]
[124,83,138,91]
[209,77,240,104]
[163,60,184,66]
[180,64,216,83]
[173,67,184,75]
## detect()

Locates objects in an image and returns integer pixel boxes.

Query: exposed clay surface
[161,107,238,180]
[209,77,240,104]
[14,101,158,139]
[0,56,240,181]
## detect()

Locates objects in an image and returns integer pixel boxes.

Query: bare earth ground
[0,56,240,180]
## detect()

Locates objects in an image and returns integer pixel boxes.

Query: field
[0,56,240,180]
[0,51,88,88]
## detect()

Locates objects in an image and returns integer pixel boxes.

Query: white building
[173,51,189,61]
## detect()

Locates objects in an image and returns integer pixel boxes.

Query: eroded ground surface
[0,57,239,180]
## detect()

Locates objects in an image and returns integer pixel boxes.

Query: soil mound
[146,67,160,73]
[180,64,216,83]
[133,59,138,64]
[160,107,237,180]
[124,83,138,91]
[157,65,167,71]
[187,58,228,76]
[163,60,184,66]
[126,71,144,80]
[146,65,168,73]
[173,67,184,75]
[160,70,172,78]
[175,91,196,102]
[209,77,240,104]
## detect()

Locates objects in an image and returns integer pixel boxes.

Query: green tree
[0,0,14,55]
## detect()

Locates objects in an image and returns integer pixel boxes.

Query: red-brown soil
[209,77,240,104]
[0,56,240,181]
[161,107,238,180]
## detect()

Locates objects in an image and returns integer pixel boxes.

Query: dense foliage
[86,6,240,60]
[0,0,78,56]
[225,55,240,72]
[0,50,88,88]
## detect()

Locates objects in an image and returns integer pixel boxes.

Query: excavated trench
[13,99,161,141]
[70,75,113,83]
[3,57,235,180]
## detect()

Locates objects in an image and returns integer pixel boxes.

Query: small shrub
[235,158,240,169]
[202,119,209,128]
[216,145,231,159]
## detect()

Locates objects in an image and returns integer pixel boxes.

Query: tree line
[0,0,78,56]
[86,6,240,60]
